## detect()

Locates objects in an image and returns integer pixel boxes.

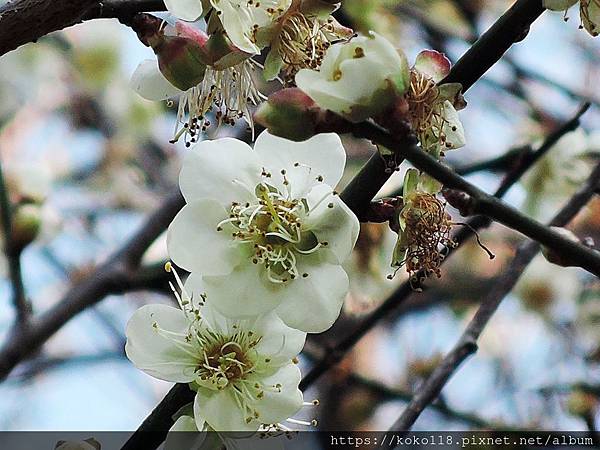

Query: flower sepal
[130,14,211,91]
[254,88,351,141]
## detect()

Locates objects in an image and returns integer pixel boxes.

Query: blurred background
[1,0,600,433]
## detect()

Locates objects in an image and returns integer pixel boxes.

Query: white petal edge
[130,59,182,101]
[179,138,262,206]
[275,258,348,333]
[125,304,198,383]
[167,199,240,276]
[254,130,347,190]
[165,0,204,21]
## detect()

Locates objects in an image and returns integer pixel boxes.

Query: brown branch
[0,0,97,56]
[0,0,167,57]
[0,191,184,380]
[389,161,600,432]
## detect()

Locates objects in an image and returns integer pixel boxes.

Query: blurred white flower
[131,58,264,146]
[167,131,359,333]
[125,266,306,432]
[295,32,410,122]
[522,128,593,221]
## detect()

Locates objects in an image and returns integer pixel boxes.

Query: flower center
[406,70,452,155]
[397,192,456,281]
[195,330,259,388]
[170,60,265,146]
[277,11,342,82]
[217,169,331,283]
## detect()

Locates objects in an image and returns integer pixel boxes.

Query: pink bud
[255,88,320,141]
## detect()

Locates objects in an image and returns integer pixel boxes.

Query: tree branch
[389,161,600,432]
[0,0,168,57]
[353,118,600,277]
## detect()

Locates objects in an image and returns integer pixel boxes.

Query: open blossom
[262,0,353,81]
[522,128,595,221]
[295,31,410,122]
[126,266,306,432]
[165,0,292,54]
[167,130,359,333]
[130,17,264,144]
[544,0,600,36]
[406,50,466,158]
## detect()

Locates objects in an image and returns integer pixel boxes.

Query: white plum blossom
[522,128,594,221]
[295,31,410,122]
[165,0,292,54]
[167,130,359,333]
[407,50,466,157]
[125,266,307,432]
[131,58,264,146]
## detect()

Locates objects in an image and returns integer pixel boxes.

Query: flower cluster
[545,0,600,36]
[125,130,359,438]
[130,0,352,142]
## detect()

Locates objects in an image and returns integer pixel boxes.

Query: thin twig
[389,161,600,432]
[0,157,30,326]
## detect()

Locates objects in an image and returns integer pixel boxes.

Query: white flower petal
[179,138,262,205]
[253,313,306,364]
[165,415,207,450]
[125,304,198,383]
[130,59,182,101]
[165,0,204,21]
[275,258,348,333]
[167,199,240,276]
[295,70,355,116]
[254,130,347,190]
[440,101,466,149]
[203,263,282,318]
[304,184,360,264]
[543,0,577,10]
[209,0,261,54]
[250,364,303,424]
[195,388,259,431]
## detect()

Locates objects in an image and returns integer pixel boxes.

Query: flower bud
[566,389,597,418]
[295,32,410,122]
[254,88,320,141]
[130,14,210,91]
[12,204,42,250]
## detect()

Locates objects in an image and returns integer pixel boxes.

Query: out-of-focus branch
[0,158,30,326]
[300,102,592,390]
[0,191,184,380]
[389,161,600,432]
